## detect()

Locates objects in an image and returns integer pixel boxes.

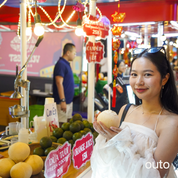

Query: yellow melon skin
[0,158,15,178]
[25,155,44,175]
[8,142,30,163]
[97,110,120,128]
[10,162,32,178]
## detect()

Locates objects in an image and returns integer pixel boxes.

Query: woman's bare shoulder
[159,111,178,131]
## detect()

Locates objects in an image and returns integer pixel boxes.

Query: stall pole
[20,0,27,128]
[144,24,148,48]
[157,21,163,46]
[87,0,96,123]
[107,28,112,84]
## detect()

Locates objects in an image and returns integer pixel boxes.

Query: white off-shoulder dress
[91,121,177,178]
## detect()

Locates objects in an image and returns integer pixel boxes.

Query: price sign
[86,41,104,63]
[83,15,110,39]
[72,132,94,169]
[44,142,71,178]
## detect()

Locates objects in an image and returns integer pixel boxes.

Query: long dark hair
[131,49,178,114]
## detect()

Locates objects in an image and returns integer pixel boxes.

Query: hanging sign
[86,41,104,63]
[82,15,110,38]
[72,132,94,169]
[44,142,71,178]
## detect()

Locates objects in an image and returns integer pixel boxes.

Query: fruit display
[97,110,120,128]
[50,113,99,148]
[32,137,57,156]
[0,142,43,178]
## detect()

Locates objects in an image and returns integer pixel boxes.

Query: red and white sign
[44,142,71,178]
[82,15,110,39]
[86,41,104,63]
[72,132,94,169]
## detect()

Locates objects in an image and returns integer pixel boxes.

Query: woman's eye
[144,73,152,77]
[130,73,137,77]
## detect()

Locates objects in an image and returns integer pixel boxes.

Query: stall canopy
[0,0,178,33]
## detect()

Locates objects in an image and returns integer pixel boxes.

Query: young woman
[91,47,178,178]
[117,60,126,78]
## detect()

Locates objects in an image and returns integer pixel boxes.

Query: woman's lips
[135,88,147,93]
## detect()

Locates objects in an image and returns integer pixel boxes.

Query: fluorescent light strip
[152,33,178,37]
[113,21,156,27]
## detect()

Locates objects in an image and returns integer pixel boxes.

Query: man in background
[53,43,76,124]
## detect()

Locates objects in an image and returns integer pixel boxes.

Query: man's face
[68,47,76,61]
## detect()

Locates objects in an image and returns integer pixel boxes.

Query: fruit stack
[50,113,99,149]
[0,142,43,178]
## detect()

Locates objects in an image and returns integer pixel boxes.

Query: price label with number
[72,132,94,169]
[44,142,71,178]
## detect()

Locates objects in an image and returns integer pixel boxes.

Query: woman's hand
[93,116,122,140]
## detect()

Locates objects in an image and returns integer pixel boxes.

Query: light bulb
[34,23,45,36]
[75,27,83,36]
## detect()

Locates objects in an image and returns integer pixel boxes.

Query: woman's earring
[161,85,164,98]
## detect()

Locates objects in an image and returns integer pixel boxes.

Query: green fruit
[63,131,73,140]
[44,146,56,156]
[33,147,44,156]
[53,128,63,139]
[76,120,85,130]
[68,140,74,148]
[90,123,95,132]
[40,137,52,149]
[79,130,87,136]
[57,137,67,145]
[61,122,70,131]
[72,113,82,122]
[69,118,74,123]
[73,132,82,142]
[83,120,91,128]
[84,128,92,133]
[69,122,81,133]
[50,135,57,142]
[92,131,99,139]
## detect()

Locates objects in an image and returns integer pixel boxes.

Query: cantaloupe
[10,162,32,178]
[25,155,43,175]
[8,142,30,163]
[97,110,120,128]
[0,158,15,178]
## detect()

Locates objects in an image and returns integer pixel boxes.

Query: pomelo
[0,158,15,178]
[8,142,30,163]
[10,162,32,178]
[97,110,119,128]
[25,155,43,175]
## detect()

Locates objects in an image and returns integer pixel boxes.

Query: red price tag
[72,132,94,169]
[86,41,104,63]
[44,142,71,178]
[83,15,110,39]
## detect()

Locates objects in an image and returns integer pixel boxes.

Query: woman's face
[129,57,163,101]
[118,61,126,74]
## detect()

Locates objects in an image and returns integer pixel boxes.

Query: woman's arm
[154,116,178,177]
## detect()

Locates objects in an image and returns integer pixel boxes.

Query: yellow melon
[10,162,32,178]
[25,155,43,175]
[0,158,15,178]
[8,142,30,163]
[97,110,120,128]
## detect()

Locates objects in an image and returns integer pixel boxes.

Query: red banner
[86,41,104,63]
[45,142,71,178]
[72,132,94,169]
